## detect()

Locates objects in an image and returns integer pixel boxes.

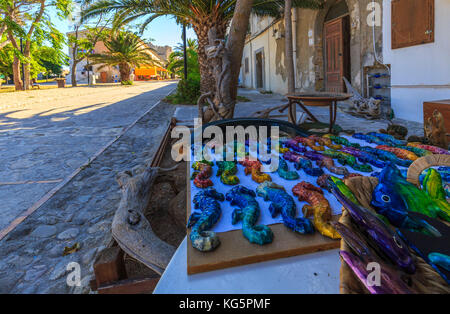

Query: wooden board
[186,166,340,275]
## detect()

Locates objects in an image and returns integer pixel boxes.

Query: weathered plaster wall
[382,0,450,123]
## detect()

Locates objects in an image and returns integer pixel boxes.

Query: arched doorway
[323,0,351,92]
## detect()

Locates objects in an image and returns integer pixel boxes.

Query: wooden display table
[287,92,352,133]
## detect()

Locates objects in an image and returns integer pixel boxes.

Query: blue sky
[50,7,197,52]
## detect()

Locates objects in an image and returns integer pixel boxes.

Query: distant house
[66,30,168,84]
[239,0,450,123]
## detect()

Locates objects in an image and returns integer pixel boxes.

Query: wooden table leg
[329,101,338,133]
[298,102,319,123]
[288,100,296,124]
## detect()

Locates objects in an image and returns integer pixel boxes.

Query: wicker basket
[339,155,450,294]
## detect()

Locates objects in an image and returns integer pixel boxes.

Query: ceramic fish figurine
[188,188,224,251]
[226,186,273,245]
[239,157,272,183]
[292,182,340,239]
[334,223,413,294]
[428,253,450,272]
[304,151,349,176]
[408,142,450,155]
[257,182,314,234]
[283,151,324,177]
[376,145,419,161]
[422,168,450,217]
[371,163,450,223]
[192,160,214,188]
[277,159,299,180]
[216,161,239,185]
[329,179,416,273]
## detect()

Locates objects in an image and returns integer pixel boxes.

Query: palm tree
[167,38,199,78]
[88,31,159,82]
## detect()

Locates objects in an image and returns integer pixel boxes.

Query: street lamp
[182,24,188,80]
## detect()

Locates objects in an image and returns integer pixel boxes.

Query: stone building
[239,0,450,123]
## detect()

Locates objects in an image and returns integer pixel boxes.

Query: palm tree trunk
[119,63,131,82]
[284,0,295,95]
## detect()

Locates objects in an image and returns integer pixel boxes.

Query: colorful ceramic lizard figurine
[216,161,239,185]
[399,145,432,157]
[192,160,214,188]
[322,149,373,172]
[422,168,450,217]
[407,143,450,155]
[371,163,450,223]
[308,135,342,150]
[367,132,406,146]
[256,182,314,234]
[341,147,387,169]
[293,136,324,151]
[323,134,361,148]
[282,138,307,153]
[353,133,390,146]
[239,157,272,183]
[292,182,340,239]
[359,146,412,167]
[376,145,419,161]
[277,158,299,180]
[226,186,274,245]
[188,188,224,251]
[283,151,324,177]
[304,151,349,176]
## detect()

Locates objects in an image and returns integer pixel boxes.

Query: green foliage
[35,46,69,77]
[167,38,199,78]
[88,30,159,82]
[165,73,201,105]
[120,79,133,85]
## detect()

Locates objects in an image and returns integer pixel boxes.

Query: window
[391,0,434,49]
[244,58,249,74]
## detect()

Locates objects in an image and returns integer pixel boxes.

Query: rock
[168,188,187,228]
[81,248,98,265]
[31,225,57,238]
[57,228,80,240]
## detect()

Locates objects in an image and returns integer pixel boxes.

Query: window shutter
[391,0,434,49]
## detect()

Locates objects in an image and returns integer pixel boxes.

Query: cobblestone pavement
[174,88,424,137]
[0,81,176,232]
[0,82,176,293]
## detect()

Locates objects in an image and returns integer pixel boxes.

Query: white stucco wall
[382,0,450,122]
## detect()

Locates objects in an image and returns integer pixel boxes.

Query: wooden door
[324,16,350,93]
[100,71,107,83]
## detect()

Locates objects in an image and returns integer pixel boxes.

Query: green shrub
[165,74,201,105]
[121,80,134,86]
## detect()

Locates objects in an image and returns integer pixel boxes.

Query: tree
[88,31,159,82]
[167,38,199,78]
[35,46,69,77]
[1,0,70,90]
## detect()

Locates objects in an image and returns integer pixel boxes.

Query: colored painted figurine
[367,132,406,146]
[428,253,450,272]
[277,158,299,180]
[399,145,432,157]
[257,182,314,234]
[353,133,389,146]
[359,146,412,167]
[322,149,373,172]
[341,147,387,169]
[308,135,342,150]
[323,134,361,148]
[329,179,416,274]
[283,151,324,177]
[304,151,349,176]
[188,188,224,252]
[292,182,340,239]
[422,168,450,217]
[239,157,272,183]
[282,138,307,153]
[371,163,450,223]
[216,161,239,185]
[408,142,450,155]
[376,145,419,161]
[226,186,274,245]
[192,160,213,188]
[293,136,324,151]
